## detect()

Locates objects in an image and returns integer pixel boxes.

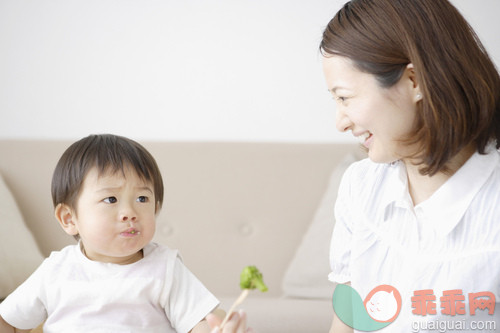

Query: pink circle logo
[364,284,402,323]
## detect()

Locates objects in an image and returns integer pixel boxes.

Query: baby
[0,134,250,333]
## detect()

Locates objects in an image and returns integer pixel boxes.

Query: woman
[321,0,500,331]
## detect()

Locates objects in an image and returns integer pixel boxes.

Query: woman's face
[322,55,421,164]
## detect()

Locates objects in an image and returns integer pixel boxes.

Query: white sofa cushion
[282,153,359,299]
[0,173,45,300]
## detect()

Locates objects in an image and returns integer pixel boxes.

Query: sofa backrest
[0,140,359,297]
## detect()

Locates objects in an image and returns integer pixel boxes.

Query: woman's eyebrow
[329,85,350,94]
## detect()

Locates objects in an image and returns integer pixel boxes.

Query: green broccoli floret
[220,266,269,328]
[239,265,268,292]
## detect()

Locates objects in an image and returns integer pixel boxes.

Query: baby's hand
[206,310,254,333]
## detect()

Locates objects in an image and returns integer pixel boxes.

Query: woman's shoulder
[336,158,406,214]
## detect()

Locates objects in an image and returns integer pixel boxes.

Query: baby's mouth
[121,227,141,236]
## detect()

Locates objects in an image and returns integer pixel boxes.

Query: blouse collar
[380,142,499,237]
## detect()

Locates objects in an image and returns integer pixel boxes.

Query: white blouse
[329,143,500,331]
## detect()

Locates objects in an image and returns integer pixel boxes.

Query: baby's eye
[103,197,117,204]
[137,196,149,203]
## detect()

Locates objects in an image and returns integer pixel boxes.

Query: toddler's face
[72,166,156,264]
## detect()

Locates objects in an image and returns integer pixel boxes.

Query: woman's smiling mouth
[356,131,373,146]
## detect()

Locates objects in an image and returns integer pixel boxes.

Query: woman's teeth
[358,132,371,143]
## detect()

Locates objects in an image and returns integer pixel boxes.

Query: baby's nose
[120,212,137,222]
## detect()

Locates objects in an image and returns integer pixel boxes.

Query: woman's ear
[406,63,423,102]
[55,203,79,236]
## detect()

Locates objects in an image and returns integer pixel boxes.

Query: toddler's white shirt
[329,143,500,331]
[0,242,219,333]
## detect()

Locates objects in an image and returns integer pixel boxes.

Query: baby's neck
[80,242,144,265]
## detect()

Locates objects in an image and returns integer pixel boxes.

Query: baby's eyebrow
[94,186,153,194]
[95,186,122,193]
[136,186,153,194]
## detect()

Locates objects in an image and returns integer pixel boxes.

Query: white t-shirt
[329,143,500,331]
[0,242,219,333]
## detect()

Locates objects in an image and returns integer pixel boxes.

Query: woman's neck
[404,144,476,206]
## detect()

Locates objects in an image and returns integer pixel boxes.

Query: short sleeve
[161,252,219,333]
[328,163,355,284]
[0,259,47,329]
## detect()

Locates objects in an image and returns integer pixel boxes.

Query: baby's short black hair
[51,134,164,213]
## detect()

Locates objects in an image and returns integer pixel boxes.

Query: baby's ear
[155,201,162,214]
[55,203,79,236]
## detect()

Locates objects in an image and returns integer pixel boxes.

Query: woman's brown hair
[320,0,500,175]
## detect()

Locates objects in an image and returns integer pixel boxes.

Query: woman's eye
[137,196,149,203]
[103,197,117,204]
[330,94,348,104]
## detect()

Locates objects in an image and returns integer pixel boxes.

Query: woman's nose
[335,108,352,133]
